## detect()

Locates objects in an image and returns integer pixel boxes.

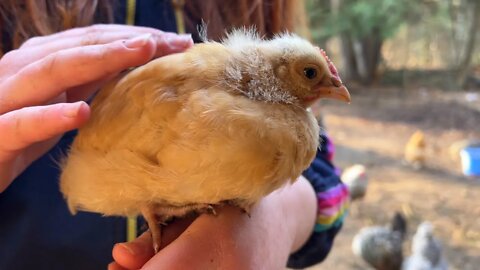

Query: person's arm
[110,176,317,270]
[0,25,192,192]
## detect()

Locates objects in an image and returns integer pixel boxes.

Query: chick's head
[219,30,350,107]
[264,35,351,107]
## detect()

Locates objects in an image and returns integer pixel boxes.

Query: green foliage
[307,0,422,41]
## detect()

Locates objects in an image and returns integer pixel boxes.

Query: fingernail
[63,102,85,118]
[124,33,153,49]
[107,262,117,270]
[165,34,193,49]
[118,243,137,255]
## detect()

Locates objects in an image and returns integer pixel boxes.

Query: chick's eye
[303,67,317,80]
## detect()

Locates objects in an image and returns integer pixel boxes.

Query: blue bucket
[460,147,480,177]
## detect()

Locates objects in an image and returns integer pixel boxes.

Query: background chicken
[342,164,368,202]
[60,30,350,251]
[341,164,368,217]
[402,222,448,270]
[404,130,426,169]
[352,212,407,270]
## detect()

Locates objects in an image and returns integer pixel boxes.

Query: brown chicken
[404,130,426,169]
[60,29,351,252]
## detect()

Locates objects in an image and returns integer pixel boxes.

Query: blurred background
[299,0,480,269]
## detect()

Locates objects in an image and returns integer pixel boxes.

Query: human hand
[109,177,317,270]
[0,25,193,192]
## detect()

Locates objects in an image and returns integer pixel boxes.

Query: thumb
[0,101,90,160]
[112,216,196,270]
[112,231,155,270]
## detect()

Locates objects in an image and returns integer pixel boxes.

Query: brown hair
[0,0,113,53]
[183,0,306,41]
[0,0,305,53]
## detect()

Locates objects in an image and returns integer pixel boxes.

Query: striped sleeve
[314,182,349,232]
[287,134,349,269]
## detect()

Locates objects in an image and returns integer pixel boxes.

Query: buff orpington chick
[60,29,351,252]
[405,130,426,169]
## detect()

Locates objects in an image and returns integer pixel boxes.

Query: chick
[342,164,368,202]
[352,212,407,270]
[405,130,426,169]
[60,29,350,252]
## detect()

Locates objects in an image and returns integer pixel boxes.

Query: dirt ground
[305,86,480,270]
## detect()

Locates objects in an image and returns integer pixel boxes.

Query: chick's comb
[317,47,343,85]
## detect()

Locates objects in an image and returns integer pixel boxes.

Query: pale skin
[109,176,317,270]
[0,25,318,269]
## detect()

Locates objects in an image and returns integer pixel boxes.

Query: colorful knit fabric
[314,183,349,232]
[287,133,349,269]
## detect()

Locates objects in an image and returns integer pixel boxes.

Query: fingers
[107,262,128,270]
[0,35,155,114]
[112,231,154,270]
[141,217,224,270]
[6,32,192,76]
[0,102,89,157]
[112,217,196,270]
[152,33,193,57]
[0,24,193,113]
[1,32,150,76]
[139,207,259,270]
[20,24,167,48]
[16,24,192,69]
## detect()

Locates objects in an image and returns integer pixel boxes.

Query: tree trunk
[352,28,383,85]
[340,33,360,81]
[456,0,479,87]
[332,0,360,81]
[310,0,331,48]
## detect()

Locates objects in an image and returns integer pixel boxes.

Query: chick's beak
[314,77,351,103]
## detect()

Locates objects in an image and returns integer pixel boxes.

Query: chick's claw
[207,204,217,216]
[141,206,162,253]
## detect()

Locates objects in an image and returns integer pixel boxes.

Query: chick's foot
[141,205,162,253]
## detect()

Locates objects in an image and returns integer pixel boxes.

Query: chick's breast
[60,44,319,217]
